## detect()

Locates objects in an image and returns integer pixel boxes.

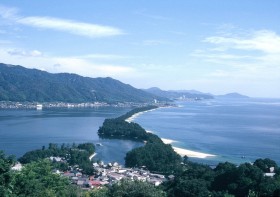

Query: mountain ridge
[0,63,167,103]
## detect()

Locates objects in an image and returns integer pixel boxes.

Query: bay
[0,107,143,164]
[134,98,280,165]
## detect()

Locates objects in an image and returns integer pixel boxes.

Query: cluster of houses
[0,101,166,109]
[53,159,169,190]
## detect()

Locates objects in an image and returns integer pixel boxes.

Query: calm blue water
[1,99,279,166]
[134,98,280,165]
[0,107,143,164]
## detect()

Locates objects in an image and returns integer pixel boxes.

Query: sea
[0,98,279,165]
[0,107,143,164]
[134,98,280,165]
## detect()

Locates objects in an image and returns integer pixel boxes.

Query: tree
[254,158,278,173]
[110,179,166,197]
[0,151,15,196]
[85,187,110,197]
[12,159,80,197]
[170,178,210,197]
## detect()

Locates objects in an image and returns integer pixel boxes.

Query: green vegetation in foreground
[19,142,95,175]
[2,149,280,197]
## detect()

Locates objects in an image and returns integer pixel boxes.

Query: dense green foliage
[19,143,95,174]
[163,158,280,197]
[1,147,280,196]
[98,106,158,141]
[86,179,166,197]
[98,119,148,140]
[12,160,81,197]
[0,151,15,197]
[0,63,166,103]
[0,151,81,197]
[125,134,182,173]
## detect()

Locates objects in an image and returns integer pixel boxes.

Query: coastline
[89,153,97,161]
[126,108,216,159]
[125,108,158,123]
[161,138,216,159]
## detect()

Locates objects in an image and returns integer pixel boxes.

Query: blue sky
[0,0,280,97]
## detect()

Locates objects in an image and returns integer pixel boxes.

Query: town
[61,160,169,190]
[0,101,166,109]
[12,156,170,190]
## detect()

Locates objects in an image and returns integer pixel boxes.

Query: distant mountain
[0,63,167,103]
[216,92,250,99]
[169,89,204,94]
[143,87,213,100]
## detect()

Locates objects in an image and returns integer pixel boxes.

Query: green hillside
[0,63,167,103]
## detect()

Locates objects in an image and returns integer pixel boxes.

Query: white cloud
[190,28,280,97]
[17,16,124,38]
[204,30,280,54]
[0,47,136,78]
[195,29,280,70]
[8,49,43,57]
[0,5,124,38]
[52,57,135,77]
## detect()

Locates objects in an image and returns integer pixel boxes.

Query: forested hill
[0,63,167,103]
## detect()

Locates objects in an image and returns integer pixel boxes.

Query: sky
[0,0,279,97]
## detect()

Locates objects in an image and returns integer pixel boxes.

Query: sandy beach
[126,108,216,159]
[125,108,157,123]
[172,147,216,159]
[162,138,216,159]
[89,153,97,160]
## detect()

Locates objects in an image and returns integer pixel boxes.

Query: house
[77,180,84,186]
[11,163,23,171]
[108,172,124,181]
[49,156,63,162]
[150,173,165,179]
[63,172,75,178]
[264,173,276,177]
[148,178,163,186]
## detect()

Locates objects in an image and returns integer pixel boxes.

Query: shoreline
[126,108,216,159]
[89,153,97,161]
[125,108,158,123]
[161,138,216,159]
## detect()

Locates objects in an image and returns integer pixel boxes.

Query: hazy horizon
[0,1,279,97]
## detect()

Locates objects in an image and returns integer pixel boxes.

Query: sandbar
[162,138,216,159]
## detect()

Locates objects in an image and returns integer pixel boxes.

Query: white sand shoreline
[125,108,158,123]
[125,107,216,159]
[89,153,97,160]
[162,138,216,159]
